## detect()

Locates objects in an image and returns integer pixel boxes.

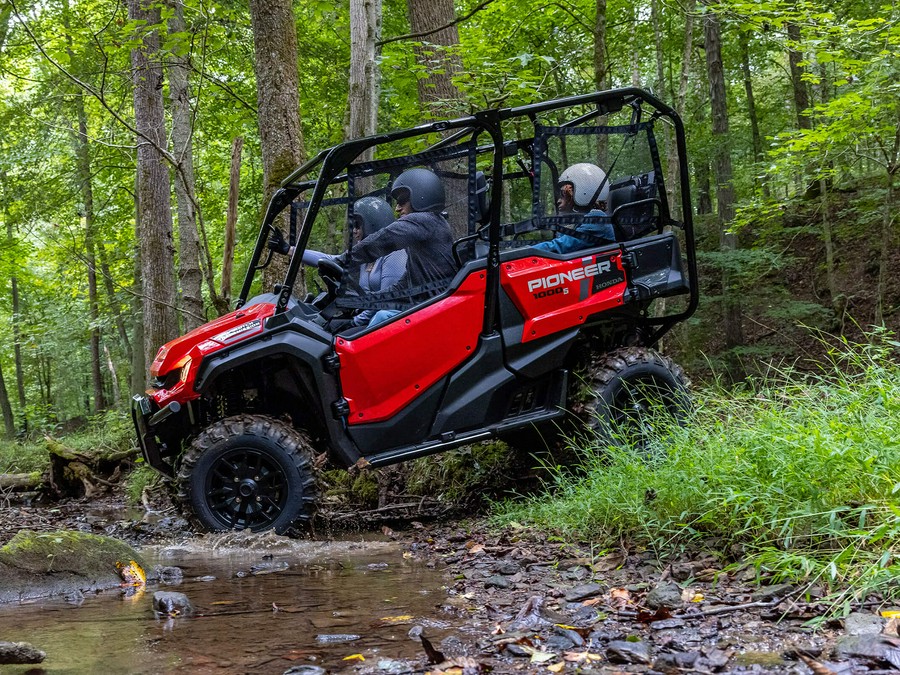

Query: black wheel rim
[204,448,289,530]
[608,377,681,446]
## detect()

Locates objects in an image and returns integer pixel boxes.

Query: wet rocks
[0,529,146,603]
[607,639,652,664]
[152,591,194,617]
[0,641,45,665]
[564,582,603,602]
[750,582,794,602]
[314,634,361,644]
[645,581,683,610]
[834,633,900,667]
[484,575,510,589]
[843,611,884,636]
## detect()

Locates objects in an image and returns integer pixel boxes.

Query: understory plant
[494,330,900,606]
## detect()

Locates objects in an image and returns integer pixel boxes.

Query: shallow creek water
[0,533,452,674]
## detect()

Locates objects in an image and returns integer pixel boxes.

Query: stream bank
[1,492,898,673]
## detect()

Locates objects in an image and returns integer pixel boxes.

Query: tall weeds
[494,332,900,601]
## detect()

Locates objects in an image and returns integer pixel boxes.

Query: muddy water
[0,533,452,674]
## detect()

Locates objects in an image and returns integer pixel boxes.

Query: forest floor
[3,487,900,674]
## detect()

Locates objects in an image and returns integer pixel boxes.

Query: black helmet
[351,196,395,237]
[390,168,445,212]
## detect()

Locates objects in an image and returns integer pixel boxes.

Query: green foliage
[407,442,515,504]
[62,410,135,456]
[493,331,900,602]
[0,439,46,474]
[123,464,157,506]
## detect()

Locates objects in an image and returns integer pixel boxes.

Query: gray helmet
[352,196,395,237]
[558,163,609,209]
[391,168,445,212]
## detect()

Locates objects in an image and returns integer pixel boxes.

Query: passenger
[533,162,615,254]
[346,197,408,327]
[336,168,456,327]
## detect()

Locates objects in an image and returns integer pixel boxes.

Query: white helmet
[558,163,609,209]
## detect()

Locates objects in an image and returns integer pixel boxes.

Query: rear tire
[175,415,317,534]
[582,347,690,448]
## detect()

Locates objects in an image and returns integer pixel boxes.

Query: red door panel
[501,250,627,342]
[335,272,486,424]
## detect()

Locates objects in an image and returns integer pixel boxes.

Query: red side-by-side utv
[132,88,698,534]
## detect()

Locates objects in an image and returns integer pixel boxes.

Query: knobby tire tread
[173,414,318,535]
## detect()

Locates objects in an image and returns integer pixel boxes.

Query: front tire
[175,415,317,534]
[583,347,691,447]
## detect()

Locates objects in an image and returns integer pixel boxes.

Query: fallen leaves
[116,560,146,588]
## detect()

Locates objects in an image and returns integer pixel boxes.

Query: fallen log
[43,436,138,498]
[0,473,41,491]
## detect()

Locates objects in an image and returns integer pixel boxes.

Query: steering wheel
[316,257,345,296]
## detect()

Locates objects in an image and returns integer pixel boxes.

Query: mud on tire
[582,346,691,447]
[174,415,317,534]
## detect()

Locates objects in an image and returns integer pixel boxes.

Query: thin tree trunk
[0,362,14,439]
[103,343,120,406]
[819,178,838,313]
[249,0,305,291]
[348,0,382,155]
[665,0,695,220]
[739,32,762,164]
[406,0,464,118]
[2,174,26,414]
[64,0,105,411]
[786,22,811,132]
[630,4,641,87]
[704,5,744,355]
[875,169,896,325]
[593,0,608,167]
[129,0,179,371]
[73,104,106,412]
[167,0,204,333]
[220,137,243,311]
[96,241,133,363]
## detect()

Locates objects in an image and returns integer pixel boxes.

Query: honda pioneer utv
[132,88,698,534]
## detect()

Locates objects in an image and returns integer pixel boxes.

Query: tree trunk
[249,0,305,291]
[0,363,14,439]
[103,343,120,406]
[739,31,762,164]
[665,0,695,220]
[2,174,26,416]
[787,22,811,132]
[129,0,179,371]
[96,241,133,364]
[405,0,465,118]
[348,0,382,156]
[593,0,608,166]
[72,102,106,413]
[875,168,896,325]
[167,1,205,333]
[819,178,839,315]
[704,5,744,355]
[220,137,243,311]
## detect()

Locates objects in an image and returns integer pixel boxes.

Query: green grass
[493,331,900,606]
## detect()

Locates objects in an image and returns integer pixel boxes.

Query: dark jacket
[339,211,457,293]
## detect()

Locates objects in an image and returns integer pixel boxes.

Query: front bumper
[131,394,177,477]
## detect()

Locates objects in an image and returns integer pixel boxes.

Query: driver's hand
[267,228,291,255]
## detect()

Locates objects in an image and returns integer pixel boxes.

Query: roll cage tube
[237,88,697,334]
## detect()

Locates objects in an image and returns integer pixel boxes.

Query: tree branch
[378,0,498,46]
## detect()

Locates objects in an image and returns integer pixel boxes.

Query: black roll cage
[237,87,698,344]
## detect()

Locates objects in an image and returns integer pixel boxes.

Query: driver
[267,197,407,327]
[336,168,456,326]
[533,162,615,254]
